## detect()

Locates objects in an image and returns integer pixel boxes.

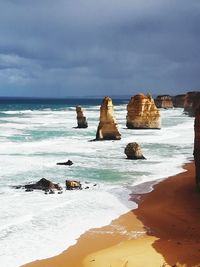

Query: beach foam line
[22,162,200,267]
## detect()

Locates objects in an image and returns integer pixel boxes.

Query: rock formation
[13,178,62,192]
[184,91,200,116]
[194,106,200,189]
[57,160,73,166]
[96,96,121,140]
[76,106,88,128]
[155,95,173,109]
[124,142,146,159]
[173,94,186,108]
[66,180,82,190]
[126,94,161,129]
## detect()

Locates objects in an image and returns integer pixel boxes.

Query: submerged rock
[126,94,161,129]
[76,106,88,128]
[194,106,200,189]
[124,142,146,160]
[57,160,73,166]
[66,180,82,190]
[184,91,200,116]
[96,96,121,140]
[155,95,173,109]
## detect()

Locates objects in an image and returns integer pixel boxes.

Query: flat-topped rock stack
[184,91,200,117]
[96,96,121,140]
[155,95,173,109]
[126,94,161,129]
[173,94,186,108]
[194,105,200,189]
[76,106,88,128]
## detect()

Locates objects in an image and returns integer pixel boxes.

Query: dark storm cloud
[0,0,199,97]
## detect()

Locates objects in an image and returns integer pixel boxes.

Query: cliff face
[76,106,88,128]
[194,106,200,189]
[173,94,186,108]
[96,96,121,140]
[155,95,173,109]
[126,94,161,129]
[184,91,200,116]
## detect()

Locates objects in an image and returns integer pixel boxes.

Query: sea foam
[0,104,194,267]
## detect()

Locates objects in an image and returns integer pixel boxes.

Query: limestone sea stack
[155,95,173,109]
[194,105,200,189]
[124,142,146,159]
[173,94,186,108]
[126,94,161,129]
[76,106,88,128]
[96,96,121,140]
[184,91,200,116]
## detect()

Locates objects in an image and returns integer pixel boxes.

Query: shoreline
[22,161,200,267]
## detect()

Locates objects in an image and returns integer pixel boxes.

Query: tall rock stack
[173,94,186,108]
[76,106,88,128]
[126,94,161,129]
[184,91,200,116]
[155,95,173,109]
[194,106,200,189]
[96,96,121,140]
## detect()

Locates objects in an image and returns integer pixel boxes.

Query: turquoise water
[0,99,194,267]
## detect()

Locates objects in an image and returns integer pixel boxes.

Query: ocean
[0,98,194,267]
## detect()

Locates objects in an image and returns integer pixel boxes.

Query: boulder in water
[57,160,73,166]
[13,178,62,192]
[124,142,146,160]
[66,180,82,190]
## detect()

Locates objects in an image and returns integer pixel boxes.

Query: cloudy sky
[0,0,199,97]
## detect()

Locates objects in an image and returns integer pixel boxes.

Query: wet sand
[23,162,200,267]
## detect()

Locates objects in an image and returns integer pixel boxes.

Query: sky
[0,0,199,98]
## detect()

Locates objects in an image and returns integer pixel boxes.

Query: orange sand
[23,162,200,267]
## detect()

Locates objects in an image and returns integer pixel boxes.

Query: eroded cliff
[126,94,161,129]
[96,96,121,140]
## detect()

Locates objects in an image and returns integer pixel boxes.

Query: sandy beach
[23,161,200,267]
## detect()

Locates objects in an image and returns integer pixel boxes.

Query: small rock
[25,188,33,192]
[125,142,146,160]
[66,180,82,190]
[57,160,73,166]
